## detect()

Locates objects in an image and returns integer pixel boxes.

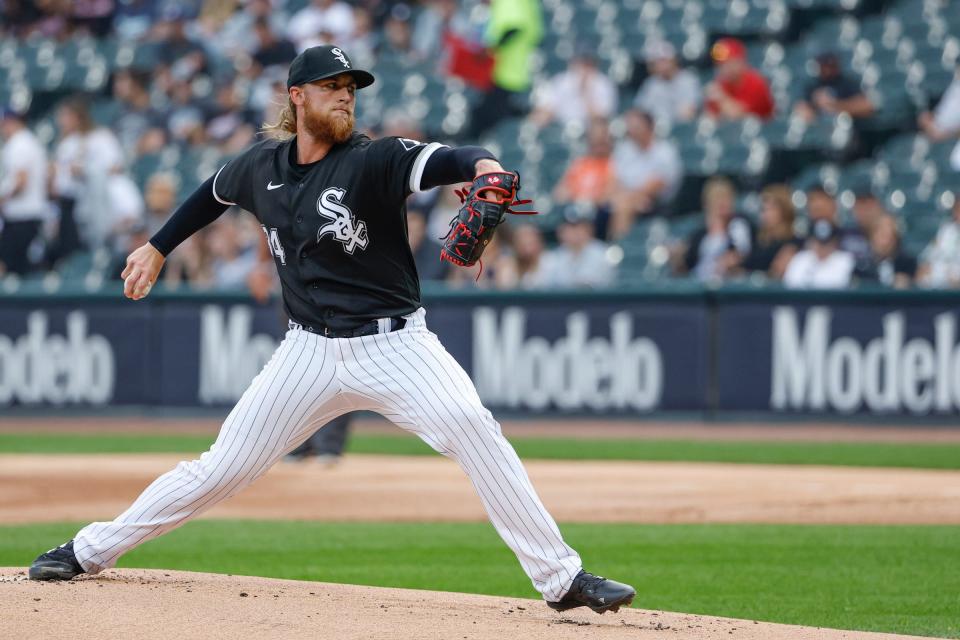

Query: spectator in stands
[741,184,801,279]
[539,207,615,288]
[851,188,889,243]
[0,108,50,275]
[1,0,44,36]
[165,79,207,146]
[918,196,960,288]
[467,0,543,139]
[413,0,464,63]
[407,208,448,282]
[381,4,417,63]
[112,68,166,156]
[805,185,870,266]
[608,109,682,239]
[511,223,548,289]
[918,65,960,170]
[705,37,774,121]
[207,215,257,289]
[52,97,129,253]
[205,81,257,154]
[287,0,355,53]
[793,52,874,121]
[70,0,116,38]
[153,9,209,81]
[676,177,753,282]
[143,173,178,237]
[856,215,916,289]
[163,232,212,287]
[634,40,701,127]
[783,220,855,289]
[218,0,285,58]
[114,0,160,41]
[347,7,378,68]
[103,168,145,254]
[251,18,298,71]
[552,119,614,211]
[529,45,617,129]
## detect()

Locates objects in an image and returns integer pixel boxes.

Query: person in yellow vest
[468,0,543,138]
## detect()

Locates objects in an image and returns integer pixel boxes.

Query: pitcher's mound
[0,568,923,640]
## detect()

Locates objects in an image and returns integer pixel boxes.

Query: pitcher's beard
[302,106,354,144]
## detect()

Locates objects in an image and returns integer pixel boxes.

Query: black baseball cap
[287,45,375,90]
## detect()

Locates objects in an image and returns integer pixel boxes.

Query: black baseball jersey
[213,133,446,331]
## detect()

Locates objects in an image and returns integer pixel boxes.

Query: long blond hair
[759,184,795,243]
[262,97,297,139]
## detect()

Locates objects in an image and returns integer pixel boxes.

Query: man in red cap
[705,37,774,120]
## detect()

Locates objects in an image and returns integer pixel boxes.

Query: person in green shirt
[468,0,544,138]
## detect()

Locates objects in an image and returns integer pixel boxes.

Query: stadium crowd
[1,0,959,292]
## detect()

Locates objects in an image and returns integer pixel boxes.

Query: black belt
[288,316,406,338]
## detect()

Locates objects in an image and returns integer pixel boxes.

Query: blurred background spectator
[287,0,355,53]
[918,196,960,288]
[467,0,543,138]
[705,37,774,121]
[0,108,49,275]
[408,207,448,282]
[510,223,548,289]
[793,52,874,122]
[805,185,870,267]
[740,184,801,280]
[552,118,613,214]
[529,45,616,129]
[52,97,130,255]
[857,215,916,289]
[608,109,682,239]
[783,220,854,289]
[676,177,753,282]
[918,65,960,170]
[539,207,615,288]
[634,40,701,128]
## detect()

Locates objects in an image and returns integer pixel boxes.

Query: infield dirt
[2,453,959,525]
[0,568,934,640]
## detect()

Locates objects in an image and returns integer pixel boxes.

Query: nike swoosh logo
[267,181,284,190]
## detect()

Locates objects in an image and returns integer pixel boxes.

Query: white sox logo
[331,47,350,68]
[316,187,368,254]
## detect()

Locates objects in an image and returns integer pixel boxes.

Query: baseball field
[2,416,958,640]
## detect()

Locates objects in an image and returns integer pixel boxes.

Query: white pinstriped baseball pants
[73,309,582,601]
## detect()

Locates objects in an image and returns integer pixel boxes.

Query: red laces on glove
[453,187,539,217]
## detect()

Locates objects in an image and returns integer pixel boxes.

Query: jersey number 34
[261,226,286,265]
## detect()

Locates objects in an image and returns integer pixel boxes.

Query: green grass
[2,431,960,469]
[3,521,957,638]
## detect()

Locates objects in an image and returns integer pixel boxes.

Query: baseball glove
[440,171,536,268]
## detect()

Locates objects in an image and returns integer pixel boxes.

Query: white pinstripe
[71,309,581,601]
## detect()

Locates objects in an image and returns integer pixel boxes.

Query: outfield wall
[2,285,960,419]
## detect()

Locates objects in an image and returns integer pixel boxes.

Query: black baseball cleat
[547,570,636,614]
[29,540,85,581]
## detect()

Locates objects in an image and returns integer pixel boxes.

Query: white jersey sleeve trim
[212,165,237,206]
[408,142,447,194]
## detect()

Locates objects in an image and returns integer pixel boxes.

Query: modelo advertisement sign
[0,300,708,413]
[0,307,150,406]
[4,298,960,417]
[430,303,708,413]
[717,304,960,415]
